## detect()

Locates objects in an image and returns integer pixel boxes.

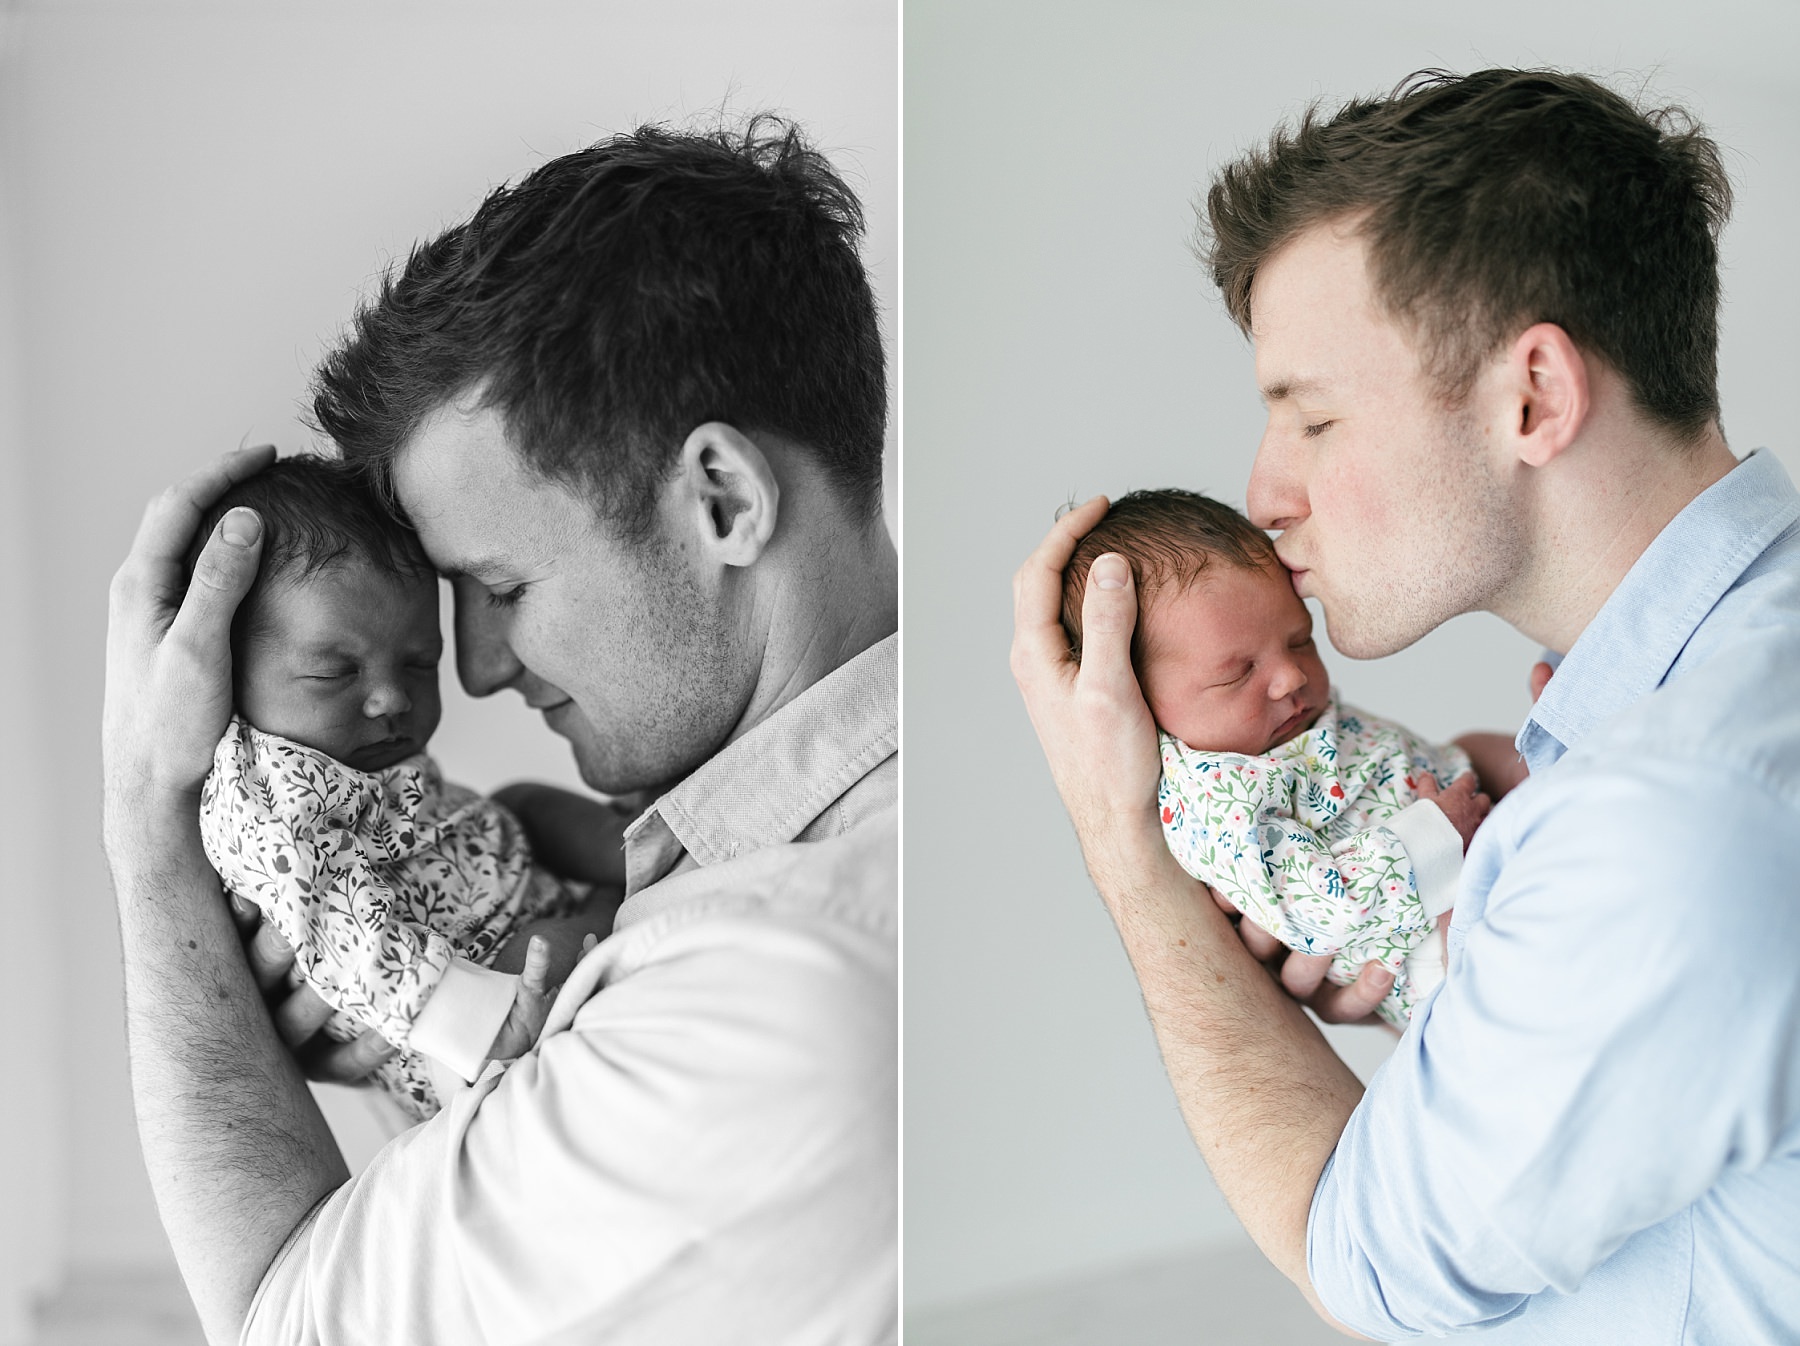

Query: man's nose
[452,575,523,698]
[1246,424,1305,531]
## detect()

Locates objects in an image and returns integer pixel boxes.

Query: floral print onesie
[1158,695,1470,1027]
[199,717,572,1121]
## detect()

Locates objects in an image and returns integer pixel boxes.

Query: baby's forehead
[253,555,439,640]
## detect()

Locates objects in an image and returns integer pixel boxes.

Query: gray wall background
[0,2,893,1332]
[903,0,1800,1318]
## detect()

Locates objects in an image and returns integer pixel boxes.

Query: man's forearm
[1087,832,1366,1328]
[108,796,347,1345]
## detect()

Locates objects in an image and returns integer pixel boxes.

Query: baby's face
[237,562,444,772]
[1138,560,1330,754]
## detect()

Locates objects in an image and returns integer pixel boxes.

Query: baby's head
[1061,489,1329,754]
[189,455,443,772]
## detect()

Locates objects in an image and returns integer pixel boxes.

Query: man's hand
[228,891,397,1085]
[1009,497,1170,884]
[1413,772,1492,852]
[1010,501,1368,1327]
[103,444,274,826]
[104,444,351,1345]
[1209,887,1399,1026]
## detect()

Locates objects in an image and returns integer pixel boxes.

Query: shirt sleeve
[1308,755,1800,1338]
[240,904,897,1346]
[1160,752,1448,968]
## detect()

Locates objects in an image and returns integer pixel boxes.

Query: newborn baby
[1061,489,1489,1027]
[191,455,622,1120]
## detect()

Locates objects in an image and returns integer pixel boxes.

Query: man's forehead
[391,403,605,578]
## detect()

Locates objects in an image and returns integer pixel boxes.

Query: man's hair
[312,115,888,542]
[1060,489,1278,658]
[187,454,433,650]
[1201,68,1733,438]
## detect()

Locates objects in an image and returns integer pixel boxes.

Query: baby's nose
[1268,660,1308,700]
[364,682,413,718]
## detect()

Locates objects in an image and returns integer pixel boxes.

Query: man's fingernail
[221,508,261,547]
[1092,554,1128,591]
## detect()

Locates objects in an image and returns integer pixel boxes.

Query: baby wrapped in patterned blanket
[1060,489,1495,1027]
[191,455,626,1120]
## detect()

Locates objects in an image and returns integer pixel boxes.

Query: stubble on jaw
[1317,405,1527,661]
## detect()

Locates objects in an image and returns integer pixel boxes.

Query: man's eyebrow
[433,556,508,582]
[1260,376,1326,404]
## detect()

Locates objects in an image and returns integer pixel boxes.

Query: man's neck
[728,519,898,746]
[1498,421,1738,654]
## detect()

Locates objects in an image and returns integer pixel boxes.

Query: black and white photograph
[1,4,894,1343]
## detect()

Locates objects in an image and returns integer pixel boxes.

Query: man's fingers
[271,984,335,1050]
[1072,553,1144,702]
[245,917,296,996]
[1411,772,1440,799]
[123,444,278,567]
[115,446,278,617]
[226,891,261,937]
[1010,495,1109,683]
[1280,951,1332,1000]
[1237,914,1283,962]
[1309,962,1394,1025]
[163,508,264,661]
[300,1029,397,1086]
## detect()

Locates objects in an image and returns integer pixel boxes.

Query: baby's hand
[1413,771,1491,852]
[485,929,595,1063]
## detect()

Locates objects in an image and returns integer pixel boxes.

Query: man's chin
[568,744,679,802]
[1320,608,1431,661]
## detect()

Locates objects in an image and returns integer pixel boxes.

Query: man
[1013,70,1800,1341]
[104,118,896,1345]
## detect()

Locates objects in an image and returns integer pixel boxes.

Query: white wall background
[0,1,894,1333]
[903,0,1800,1319]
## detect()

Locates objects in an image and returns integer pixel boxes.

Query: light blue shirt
[1308,449,1800,1343]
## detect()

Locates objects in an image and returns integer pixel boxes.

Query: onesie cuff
[407,957,518,1083]
[1385,799,1464,919]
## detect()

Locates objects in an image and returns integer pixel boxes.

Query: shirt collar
[621,632,898,893]
[1518,449,1800,771]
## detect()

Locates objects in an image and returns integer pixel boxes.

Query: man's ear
[1504,323,1590,468]
[673,422,780,567]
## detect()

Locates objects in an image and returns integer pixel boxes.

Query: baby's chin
[343,736,428,773]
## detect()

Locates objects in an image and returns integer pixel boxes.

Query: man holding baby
[1014,69,1800,1340]
[103,118,896,1344]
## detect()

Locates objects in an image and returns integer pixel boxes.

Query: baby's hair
[1060,488,1278,656]
[185,454,435,652]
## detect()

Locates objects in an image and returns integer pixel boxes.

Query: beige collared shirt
[244,635,898,1346]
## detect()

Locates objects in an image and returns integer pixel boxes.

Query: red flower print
[1329,783,1344,799]
[1161,806,1174,824]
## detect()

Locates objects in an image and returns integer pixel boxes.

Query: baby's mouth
[352,735,417,770]
[1269,704,1320,749]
